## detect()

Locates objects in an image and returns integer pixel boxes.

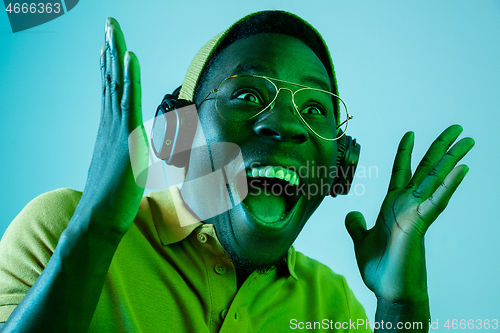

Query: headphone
[151,86,198,168]
[151,86,361,197]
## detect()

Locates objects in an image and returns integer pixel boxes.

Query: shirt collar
[146,186,203,246]
[146,186,298,280]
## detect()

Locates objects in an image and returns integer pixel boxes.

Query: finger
[100,42,107,121]
[407,124,463,189]
[105,18,127,115]
[128,123,149,189]
[345,211,367,250]
[416,164,470,228]
[124,51,147,188]
[106,17,127,51]
[388,131,414,192]
[122,51,142,129]
[106,24,123,114]
[415,137,474,200]
[100,40,106,91]
[104,23,113,119]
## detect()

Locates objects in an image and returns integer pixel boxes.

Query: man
[0,11,473,332]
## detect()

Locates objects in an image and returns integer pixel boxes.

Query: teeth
[265,166,275,177]
[246,165,300,186]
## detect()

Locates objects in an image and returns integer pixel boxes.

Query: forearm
[374,297,430,332]
[1,204,124,332]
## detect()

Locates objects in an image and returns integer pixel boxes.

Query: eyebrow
[300,75,331,91]
[233,62,331,91]
[233,63,277,77]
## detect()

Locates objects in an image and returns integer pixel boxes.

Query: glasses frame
[200,74,352,141]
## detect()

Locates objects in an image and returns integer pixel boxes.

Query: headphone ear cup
[151,91,197,168]
[330,131,361,197]
[166,103,198,167]
[151,103,170,160]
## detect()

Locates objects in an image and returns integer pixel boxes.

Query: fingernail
[124,51,129,65]
[105,17,120,30]
[106,25,113,48]
[467,140,475,153]
[105,17,113,28]
[463,165,470,176]
[405,131,414,143]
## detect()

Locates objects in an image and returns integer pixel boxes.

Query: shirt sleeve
[340,275,374,333]
[292,250,373,332]
[0,188,81,322]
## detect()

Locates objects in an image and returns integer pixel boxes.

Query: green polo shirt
[0,187,372,332]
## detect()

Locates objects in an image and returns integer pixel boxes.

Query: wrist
[60,203,126,269]
[69,197,131,246]
[375,296,430,332]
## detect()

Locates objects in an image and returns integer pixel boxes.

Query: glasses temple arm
[336,113,353,129]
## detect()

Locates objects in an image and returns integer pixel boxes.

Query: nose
[252,89,309,143]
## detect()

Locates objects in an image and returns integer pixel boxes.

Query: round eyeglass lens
[293,88,348,140]
[215,75,276,122]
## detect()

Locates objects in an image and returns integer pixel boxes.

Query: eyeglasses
[200,74,352,141]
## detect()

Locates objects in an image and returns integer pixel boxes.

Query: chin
[207,164,330,274]
[214,194,311,272]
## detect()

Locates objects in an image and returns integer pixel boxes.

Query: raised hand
[0,19,149,332]
[345,125,474,303]
[79,18,148,239]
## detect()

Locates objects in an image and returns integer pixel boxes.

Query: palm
[79,18,148,237]
[346,126,474,302]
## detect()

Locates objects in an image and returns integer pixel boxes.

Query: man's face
[184,33,338,273]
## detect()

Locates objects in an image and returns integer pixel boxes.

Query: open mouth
[241,165,302,224]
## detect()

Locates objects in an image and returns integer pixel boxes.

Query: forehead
[209,34,331,91]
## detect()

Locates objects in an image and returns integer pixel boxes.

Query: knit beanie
[178,10,338,119]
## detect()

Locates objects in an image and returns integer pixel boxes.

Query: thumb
[345,211,367,247]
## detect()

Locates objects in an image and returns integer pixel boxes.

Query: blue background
[1,0,499,325]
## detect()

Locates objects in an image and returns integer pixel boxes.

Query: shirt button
[197,233,207,243]
[215,264,226,275]
[220,308,228,320]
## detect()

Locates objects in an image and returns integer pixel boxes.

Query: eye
[235,91,263,105]
[300,105,326,116]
